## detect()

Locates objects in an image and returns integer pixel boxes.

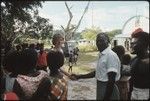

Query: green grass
[62,51,99,74]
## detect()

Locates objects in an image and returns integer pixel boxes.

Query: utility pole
[91,2,94,28]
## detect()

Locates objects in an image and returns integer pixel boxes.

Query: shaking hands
[69,74,81,80]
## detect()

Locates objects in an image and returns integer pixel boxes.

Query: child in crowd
[36,43,47,71]
[47,50,68,100]
[68,50,74,73]
[112,45,131,100]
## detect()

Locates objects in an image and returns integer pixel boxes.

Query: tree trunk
[62,1,90,41]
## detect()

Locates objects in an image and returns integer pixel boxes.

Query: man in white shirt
[71,33,121,100]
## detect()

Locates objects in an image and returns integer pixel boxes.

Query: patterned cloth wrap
[49,76,68,100]
[16,70,49,99]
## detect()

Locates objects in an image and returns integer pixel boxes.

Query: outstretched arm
[71,71,95,80]
[59,68,72,78]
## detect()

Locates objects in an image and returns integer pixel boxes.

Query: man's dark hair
[97,32,110,44]
[47,51,64,71]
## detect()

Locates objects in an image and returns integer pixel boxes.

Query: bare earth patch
[67,78,96,100]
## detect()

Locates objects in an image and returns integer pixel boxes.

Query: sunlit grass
[62,51,99,75]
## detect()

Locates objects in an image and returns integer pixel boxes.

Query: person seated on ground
[47,50,68,100]
[12,49,51,100]
[36,43,47,72]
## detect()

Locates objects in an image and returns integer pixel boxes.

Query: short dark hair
[19,49,38,73]
[3,50,20,73]
[47,51,64,70]
[132,31,149,48]
[112,45,125,60]
[122,54,131,65]
[29,43,35,49]
[52,34,64,45]
[97,32,110,44]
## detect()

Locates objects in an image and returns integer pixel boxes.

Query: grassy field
[62,51,99,75]
[44,43,99,74]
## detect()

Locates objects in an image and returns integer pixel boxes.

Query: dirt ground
[67,78,96,100]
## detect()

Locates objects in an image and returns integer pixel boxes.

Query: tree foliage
[81,27,102,40]
[61,1,90,41]
[106,29,122,40]
[26,10,53,41]
[1,0,44,45]
[81,27,121,41]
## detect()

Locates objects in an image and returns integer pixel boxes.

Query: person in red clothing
[2,92,19,100]
[36,43,47,71]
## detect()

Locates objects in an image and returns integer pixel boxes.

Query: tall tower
[91,2,94,28]
[135,7,140,29]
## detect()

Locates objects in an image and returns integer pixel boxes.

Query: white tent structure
[111,15,149,51]
[111,33,131,51]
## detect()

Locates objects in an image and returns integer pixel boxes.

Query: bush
[78,44,97,52]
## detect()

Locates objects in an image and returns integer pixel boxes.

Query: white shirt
[95,46,121,82]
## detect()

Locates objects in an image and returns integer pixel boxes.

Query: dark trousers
[97,80,120,100]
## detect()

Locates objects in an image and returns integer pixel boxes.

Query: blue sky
[38,1,149,34]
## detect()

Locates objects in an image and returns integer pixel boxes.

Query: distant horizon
[38,1,149,34]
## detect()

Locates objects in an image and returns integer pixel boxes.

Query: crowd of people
[1,28,149,100]
[71,29,149,100]
[1,34,69,100]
